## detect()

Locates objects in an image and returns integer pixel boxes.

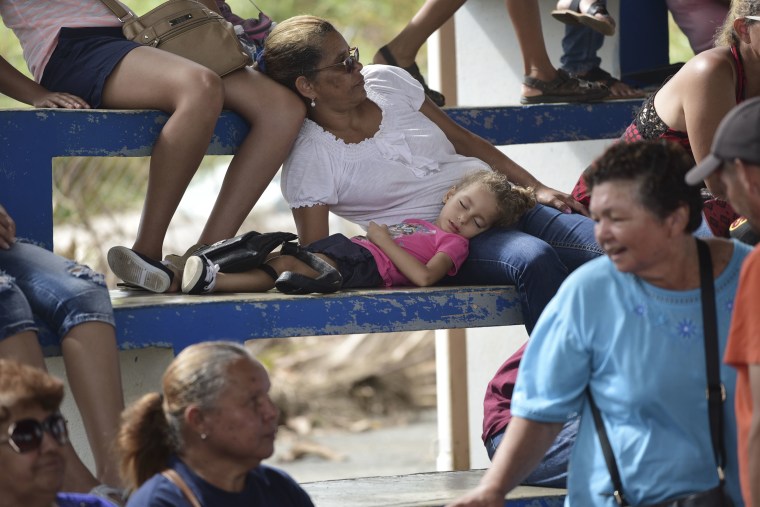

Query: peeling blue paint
[39,286,523,356]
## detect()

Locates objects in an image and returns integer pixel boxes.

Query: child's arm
[366,222,455,287]
[0,55,89,108]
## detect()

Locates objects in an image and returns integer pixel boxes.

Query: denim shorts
[0,240,115,343]
[41,27,141,108]
[305,234,383,289]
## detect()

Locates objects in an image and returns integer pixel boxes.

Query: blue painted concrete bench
[301,469,565,506]
[0,100,642,355]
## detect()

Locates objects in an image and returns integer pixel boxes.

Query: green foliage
[668,12,695,64]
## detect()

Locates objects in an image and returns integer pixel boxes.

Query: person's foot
[552,0,615,36]
[573,67,647,99]
[107,246,174,293]
[520,68,609,104]
[182,255,221,295]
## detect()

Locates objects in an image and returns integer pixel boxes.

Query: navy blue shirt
[126,457,314,507]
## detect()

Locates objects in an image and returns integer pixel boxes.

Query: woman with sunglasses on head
[260,15,602,333]
[0,0,305,293]
[0,359,116,507]
[119,341,314,507]
[571,0,760,243]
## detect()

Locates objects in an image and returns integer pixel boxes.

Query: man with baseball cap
[686,96,760,507]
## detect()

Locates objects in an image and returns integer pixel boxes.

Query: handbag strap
[588,238,726,506]
[588,390,628,506]
[162,469,203,507]
[98,0,134,21]
[696,238,728,478]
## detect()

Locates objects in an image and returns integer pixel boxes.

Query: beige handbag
[99,0,252,76]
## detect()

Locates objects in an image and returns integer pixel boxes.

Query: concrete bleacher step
[301,470,566,507]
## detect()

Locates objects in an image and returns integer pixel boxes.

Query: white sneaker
[182,255,220,294]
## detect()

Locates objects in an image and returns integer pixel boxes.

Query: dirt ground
[269,409,439,484]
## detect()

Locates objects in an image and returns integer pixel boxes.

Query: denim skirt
[41,27,140,108]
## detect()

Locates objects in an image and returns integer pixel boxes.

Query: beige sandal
[551,0,616,36]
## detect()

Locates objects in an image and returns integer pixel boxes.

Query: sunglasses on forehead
[311,47,360,74]
[1,412,69,454]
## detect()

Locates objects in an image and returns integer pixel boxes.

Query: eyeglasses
[311,47,359,74]
[0,413,69,454]
[745,15,760,22]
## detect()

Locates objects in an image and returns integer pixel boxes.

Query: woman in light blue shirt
[449,141,748,507]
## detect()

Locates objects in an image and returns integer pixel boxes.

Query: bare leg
[198,68,306,244]
[505,0,558,99]
[373,0,467,67]
[213,254,334,293]
[60,322,124,488]
[0,333,100,493]
[101,47,225,261]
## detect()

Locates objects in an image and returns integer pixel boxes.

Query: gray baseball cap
[685,96,760,185]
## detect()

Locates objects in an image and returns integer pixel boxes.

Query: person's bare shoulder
[677,47,736,87]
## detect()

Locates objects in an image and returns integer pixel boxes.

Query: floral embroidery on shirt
[676,318,697,340]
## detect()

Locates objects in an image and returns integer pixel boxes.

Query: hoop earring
[310,98,316,108]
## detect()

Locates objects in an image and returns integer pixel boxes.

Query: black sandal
[377,45,446,107]
[195,231,297,273]
[551,0,616,36]
[274,242,343,295]
[521,69,609,105]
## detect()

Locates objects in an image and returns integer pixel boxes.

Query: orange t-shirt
[724,245,760,504]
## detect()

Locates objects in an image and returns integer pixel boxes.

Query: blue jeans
[485,417,579,488]
[560,23,604,76]
[0,240,115,342]
[447,204,602,332]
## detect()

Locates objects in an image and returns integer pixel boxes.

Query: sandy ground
[268,410,439,484]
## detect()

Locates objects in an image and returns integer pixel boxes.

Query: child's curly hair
[454,170,536,228]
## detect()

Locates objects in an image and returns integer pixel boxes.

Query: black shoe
[275,242,342,295]
[107,246,174,293]
[196,231,297,273]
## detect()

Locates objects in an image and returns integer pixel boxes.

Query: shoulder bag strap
[695,238,728,479]
[587,388,628,506]
[162,469,203,507]
[97,0,134,22]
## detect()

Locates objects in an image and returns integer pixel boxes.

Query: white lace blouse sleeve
[363,65,426,111]
[280,124,339,209]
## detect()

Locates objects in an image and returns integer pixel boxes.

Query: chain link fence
[51,156,361,289]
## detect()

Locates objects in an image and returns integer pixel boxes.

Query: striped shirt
[0,0,127,81]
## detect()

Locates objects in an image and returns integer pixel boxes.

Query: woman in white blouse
[259,15,603,331]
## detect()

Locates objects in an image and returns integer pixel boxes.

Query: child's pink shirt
[352,219,469,287]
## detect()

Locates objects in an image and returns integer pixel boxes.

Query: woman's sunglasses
[312,47,360,74]
[1,413,69,454]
